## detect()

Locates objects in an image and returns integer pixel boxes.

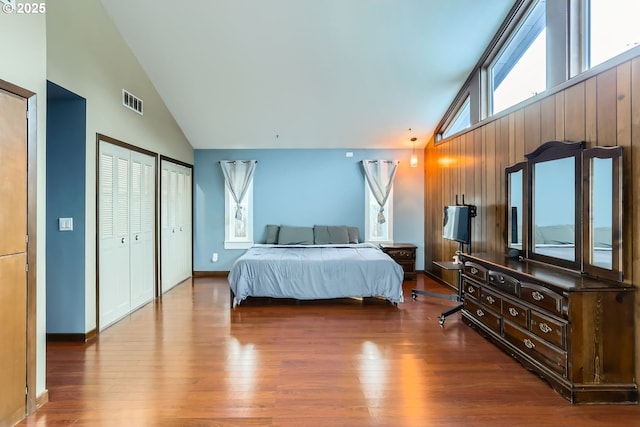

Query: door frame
[0,79,39,415]
[95,133,158,331]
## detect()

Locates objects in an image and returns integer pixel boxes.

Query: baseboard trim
[193,271,229,278]
[46,330,96,343]
[35,389,49,409]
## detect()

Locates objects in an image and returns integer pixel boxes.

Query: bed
[227,225,405,308]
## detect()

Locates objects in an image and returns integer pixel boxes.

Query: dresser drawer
[464,261,487,282]
[503,321,567,376]
[387,249,415,260]
[480,288,502,312]
[520,283,566,317]
[465,298,501,335]
[530,310,566,349]
[488,270,520,295]
[502,297,529,329]
[462,279,480,300]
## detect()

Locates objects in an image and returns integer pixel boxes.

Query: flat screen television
[443,205,471,244]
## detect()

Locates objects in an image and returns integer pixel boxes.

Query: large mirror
[526,141,583,270]
[532,156,577,262]
[583,146,623,281]
[506,162,526,253]
[506,140,624,281]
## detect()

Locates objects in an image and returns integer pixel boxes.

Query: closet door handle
[135,234,139,241]
[121,237,125,244]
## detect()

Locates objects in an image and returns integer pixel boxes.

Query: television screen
[443,205,471,244]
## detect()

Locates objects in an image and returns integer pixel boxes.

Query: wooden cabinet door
[0,89,27,425]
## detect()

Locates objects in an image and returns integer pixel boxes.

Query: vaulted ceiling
[100,0,515,149]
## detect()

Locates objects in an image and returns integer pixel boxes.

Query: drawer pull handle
[471,267,478,275]
[539,323,552,334]
[532,291,544,301]
[508,307,519,317]
[476,309,484,317]
[467,286,475,294]
[498,275,505,282]
[524,339,535,349]
[486,296,495,304]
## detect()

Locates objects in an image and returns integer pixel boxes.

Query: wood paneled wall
[424,56,640,384]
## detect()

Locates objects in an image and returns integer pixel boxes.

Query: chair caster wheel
[412,293,417,301]
[439,315,445,326]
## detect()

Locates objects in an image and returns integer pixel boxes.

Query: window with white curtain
[364,184,393,243]
[224,182,253,249]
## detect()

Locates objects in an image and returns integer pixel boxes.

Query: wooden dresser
[460,253,637,404]
[380,244,417,280]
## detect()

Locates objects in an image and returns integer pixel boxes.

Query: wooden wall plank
[597,68,618,145]
[630,56,640,386]
[585,77,597,145]
[540,95,556,143]
[555,91,565,141]
[475,128,486,254]
[485,124,497,255]
[514,110,525,158]
[617,62,632,148]
[524,102,542,154]
[564,82,585,142]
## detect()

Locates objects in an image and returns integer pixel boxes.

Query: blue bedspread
[228,243,404,307]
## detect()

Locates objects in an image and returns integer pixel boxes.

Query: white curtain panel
[220,160,257,220]
[361,160,398,224]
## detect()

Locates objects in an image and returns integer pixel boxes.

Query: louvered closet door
[161,160,192,293]
[182,169,192,279]
[129,151,155,310]
[99,141,131,329]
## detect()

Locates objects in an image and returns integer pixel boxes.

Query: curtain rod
[218,160,258,163]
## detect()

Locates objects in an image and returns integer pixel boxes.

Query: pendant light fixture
[410,136,418,168]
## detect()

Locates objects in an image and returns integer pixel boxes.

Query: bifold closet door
[161,160,192,293]
[129,151,155,310]
[99,141,156,329]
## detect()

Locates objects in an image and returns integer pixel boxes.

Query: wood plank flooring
[18,275,640,426]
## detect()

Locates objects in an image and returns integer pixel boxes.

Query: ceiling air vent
[122,89,143,115]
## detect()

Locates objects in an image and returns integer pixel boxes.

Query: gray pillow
[277,225,314,245]
[327,226,350,244]
[265,224,280,244]
[347,227,359,244]
[313,225,331,245]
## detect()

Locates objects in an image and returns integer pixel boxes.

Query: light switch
[59,217,73,231]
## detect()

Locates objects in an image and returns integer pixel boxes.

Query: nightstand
[380,243,417,280]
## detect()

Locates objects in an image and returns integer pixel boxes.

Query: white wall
[0,5,48,400]
[45,0,194,333]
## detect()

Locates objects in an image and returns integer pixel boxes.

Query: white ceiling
[100,0,515,150]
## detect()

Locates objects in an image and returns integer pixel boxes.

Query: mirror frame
[582,146,623,281]
[525,140,585,270]
[505,161,527,256]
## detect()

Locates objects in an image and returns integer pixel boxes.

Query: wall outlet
[212,252,218,262]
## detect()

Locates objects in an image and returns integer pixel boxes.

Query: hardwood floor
[19,275,640,426]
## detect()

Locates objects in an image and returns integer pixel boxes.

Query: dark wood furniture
[380,243,416,280]
[460,252,637,404]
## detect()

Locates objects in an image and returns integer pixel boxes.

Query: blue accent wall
[46,82,87,334]
[194,148,424,271]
